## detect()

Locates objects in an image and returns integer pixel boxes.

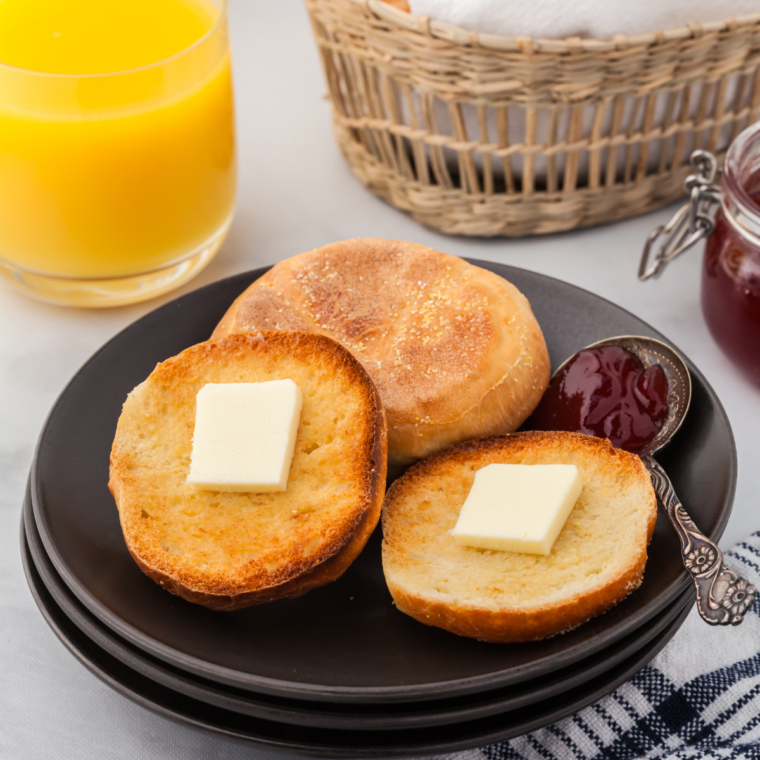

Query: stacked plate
[21,262,736,757]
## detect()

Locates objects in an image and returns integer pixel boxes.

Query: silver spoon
[552,335,756,626]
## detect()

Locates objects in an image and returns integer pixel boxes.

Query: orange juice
[0,0,235,294]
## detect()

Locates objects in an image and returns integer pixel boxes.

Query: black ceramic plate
[30,262,736,703]
[23,488,694,731]
[21,518,693,758]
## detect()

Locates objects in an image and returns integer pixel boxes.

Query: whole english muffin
[382,432,657,642]
[109,331,387,610]
[212,239,550,465]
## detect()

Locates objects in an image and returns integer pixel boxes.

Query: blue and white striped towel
[456,531,760,760]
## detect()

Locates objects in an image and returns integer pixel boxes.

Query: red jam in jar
[701,125,760,385]
[531,345,669,453]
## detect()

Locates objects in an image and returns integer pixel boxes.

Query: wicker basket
[305,0,760,236]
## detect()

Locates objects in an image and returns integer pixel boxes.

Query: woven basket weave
[305,0,760,236]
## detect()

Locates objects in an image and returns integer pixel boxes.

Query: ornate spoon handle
[643,455,756,625]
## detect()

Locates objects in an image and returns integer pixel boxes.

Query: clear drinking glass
[0,0,236,307]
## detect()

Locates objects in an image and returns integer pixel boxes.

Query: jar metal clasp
[639,151,722,281]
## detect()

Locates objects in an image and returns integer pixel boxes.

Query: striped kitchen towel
[461,531,760,760]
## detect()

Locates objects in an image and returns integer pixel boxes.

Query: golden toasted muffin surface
[382,431,657,642]
[109,331,387,610]
[213,238,550,464]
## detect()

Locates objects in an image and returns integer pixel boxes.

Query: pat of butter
[450,464,583,555]
[187,380,303,492]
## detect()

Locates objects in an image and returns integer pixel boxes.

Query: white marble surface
[1,1,759,758]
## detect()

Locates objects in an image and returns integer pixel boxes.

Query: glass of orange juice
[0,0,236,307]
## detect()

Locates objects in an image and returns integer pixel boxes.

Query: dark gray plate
[21,516,693,758]
[29,262,736,703]
[23,486,694,731]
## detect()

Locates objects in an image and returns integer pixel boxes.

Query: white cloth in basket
[403,1,754,186]
[408,0,760,40]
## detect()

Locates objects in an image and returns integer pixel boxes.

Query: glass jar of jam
[640,122,760,386]
[702,125,760,384]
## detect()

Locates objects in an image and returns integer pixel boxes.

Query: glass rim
[719,120,760,246]
[0,0,226,80]
[723,120,760,217]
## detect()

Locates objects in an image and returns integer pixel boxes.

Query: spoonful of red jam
[531,344,669,453]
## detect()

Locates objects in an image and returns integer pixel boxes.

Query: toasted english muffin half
[211,239,550,466]
[109,331,387,610]
[381,431,657,642]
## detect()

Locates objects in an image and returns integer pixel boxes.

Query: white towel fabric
[408,0,760,40]
[404,2,754,184]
